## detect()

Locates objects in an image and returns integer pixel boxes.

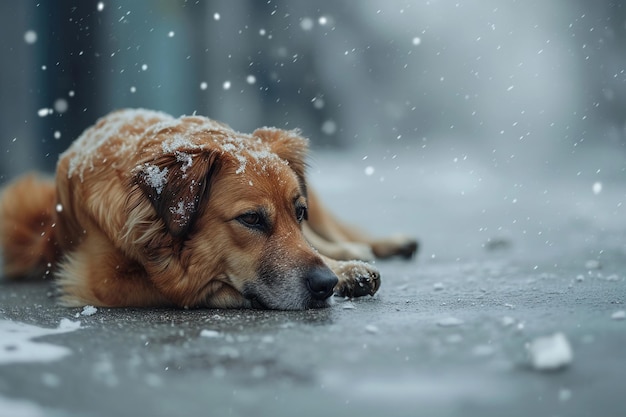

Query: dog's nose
[305,266,338,300]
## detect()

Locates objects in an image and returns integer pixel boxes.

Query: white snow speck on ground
[41,372,61,388]
[365,324,379,334]
[58,318,81,331]
[501,316,516,327]
[472,345,495,357]
[437,317,464,327]
[342,301,356,310]
[445,334,463,344]
[200,329,221,338]
[558,388,572,402]
[527,332,573,371]
[611,310,625,320]
[81,305,98,316]
[433,282,444,291]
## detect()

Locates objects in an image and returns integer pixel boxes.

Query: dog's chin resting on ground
[0,109,418,310]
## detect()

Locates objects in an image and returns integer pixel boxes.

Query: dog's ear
[253,128,309,192]
[134,150,220,237]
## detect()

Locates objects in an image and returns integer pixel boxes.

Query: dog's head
[128,117,337,310]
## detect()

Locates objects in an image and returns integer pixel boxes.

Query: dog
[0,109,417,310]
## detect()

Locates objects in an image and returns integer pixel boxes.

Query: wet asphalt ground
[1,145,625,417]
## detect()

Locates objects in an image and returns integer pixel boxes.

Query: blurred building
[1,0,624,181]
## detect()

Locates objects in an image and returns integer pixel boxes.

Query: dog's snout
[305,267,338,300]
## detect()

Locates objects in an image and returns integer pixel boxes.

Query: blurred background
[1,0,625,267]
[1,0,625,181]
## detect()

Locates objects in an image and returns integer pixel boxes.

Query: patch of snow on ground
[0,319,81,365]
[0,395,47,417]
[365,324,379,334]
[200,329,221,338]
[437,317,464,327]
[611,310,625,320]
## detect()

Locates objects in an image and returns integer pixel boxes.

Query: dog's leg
[306,188,418,260]
[321,255,381,298]
[302,223,375,261]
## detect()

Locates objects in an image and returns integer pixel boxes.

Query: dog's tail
[0,174,59,279]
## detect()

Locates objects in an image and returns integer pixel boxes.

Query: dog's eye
[295,205,308,223]
[237,212,266,230]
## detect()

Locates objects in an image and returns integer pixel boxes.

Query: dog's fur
[0,109,417,310]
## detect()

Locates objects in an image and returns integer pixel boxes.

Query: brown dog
[0,109,417,310]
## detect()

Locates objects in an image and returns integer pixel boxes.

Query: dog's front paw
[333,261,381,298]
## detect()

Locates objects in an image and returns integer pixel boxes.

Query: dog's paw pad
[334,261,381,298]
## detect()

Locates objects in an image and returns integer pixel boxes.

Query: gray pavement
[1,146,625,417]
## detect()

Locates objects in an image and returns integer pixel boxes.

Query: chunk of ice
[81,305,98,316]
[527,332,573,371]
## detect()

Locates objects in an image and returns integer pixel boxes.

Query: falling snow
[321,120,336,135]
[592,182,602,195]
[24,30,37,44]
[300,17,314,31]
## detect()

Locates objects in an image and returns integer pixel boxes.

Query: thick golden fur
[0,109,417,310]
